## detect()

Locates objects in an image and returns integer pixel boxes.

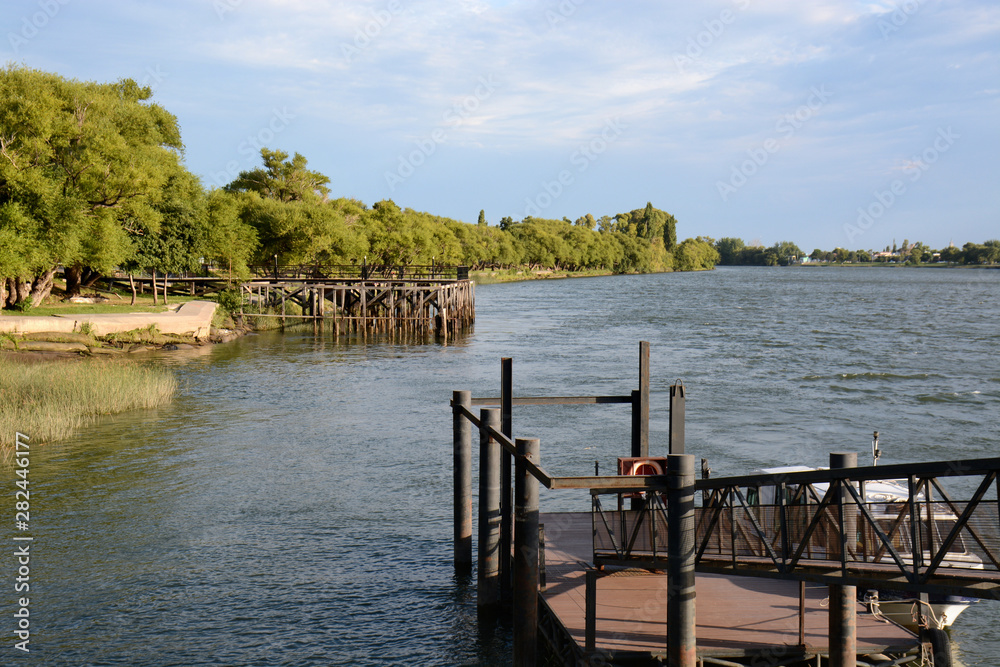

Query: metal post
[478,408,502,613]
[631,341,650,457]
[585,569,597,653]
[829,452,857,667]
[514,437,540,667]
[667,454,696,667]
[453,391,473,572]
[669,381,685,455]
[500,358,513,603]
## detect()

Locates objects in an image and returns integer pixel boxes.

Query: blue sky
[4,0,998,251]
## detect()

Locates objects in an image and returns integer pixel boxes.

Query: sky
[3,0,998,251]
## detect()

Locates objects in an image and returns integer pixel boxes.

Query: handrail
[453,402,667,492]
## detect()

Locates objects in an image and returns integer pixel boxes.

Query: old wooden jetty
[104,264,475,339]
[451,343,1000,666]
[240,263,474,338]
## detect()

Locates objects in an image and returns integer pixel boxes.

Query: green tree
[225,148,329,203]
[477,209,486,226]
[0,65,186,307]
[715,237,746,265]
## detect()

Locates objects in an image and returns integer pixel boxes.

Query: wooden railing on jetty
[451,345,994,666]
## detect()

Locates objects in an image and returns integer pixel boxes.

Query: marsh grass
[0,360,177,459]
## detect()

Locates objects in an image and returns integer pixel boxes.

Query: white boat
[750,463,981,630]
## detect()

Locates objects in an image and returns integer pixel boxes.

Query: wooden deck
[539,512,919,664]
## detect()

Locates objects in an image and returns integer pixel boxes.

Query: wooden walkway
[538,512,919,665]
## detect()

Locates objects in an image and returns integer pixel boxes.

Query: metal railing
[588,458,1000,599]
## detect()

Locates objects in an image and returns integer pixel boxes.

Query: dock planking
[539,511,919,663]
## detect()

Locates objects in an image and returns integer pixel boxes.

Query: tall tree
[0,65,186,306]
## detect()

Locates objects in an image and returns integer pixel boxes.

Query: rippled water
[8,266,1000,665]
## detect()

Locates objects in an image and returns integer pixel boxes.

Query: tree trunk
[0,278,7,309]
[29,268,57,306]
[128,274,137,305]
[65,265,83,296]
[81,267,102,290]
[162,273,169,305]
[151,269,158,305]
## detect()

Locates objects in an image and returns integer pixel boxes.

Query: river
[9,266,1000,665]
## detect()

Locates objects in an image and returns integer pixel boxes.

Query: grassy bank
[0,359,177,457]
[470,267,621,284]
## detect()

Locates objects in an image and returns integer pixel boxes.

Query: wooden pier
[103,264,475,339]
[450,344,999,666]
[538,512,918,665]
[240,264,474,339]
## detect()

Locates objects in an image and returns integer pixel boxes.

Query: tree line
[0,66,718,310]
[714,238,1000,266]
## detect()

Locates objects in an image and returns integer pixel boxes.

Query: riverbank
[470,267,674,284]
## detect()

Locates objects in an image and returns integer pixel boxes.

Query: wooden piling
[453,391,473,572]
[478,408,502,614]
[514,437,540,666]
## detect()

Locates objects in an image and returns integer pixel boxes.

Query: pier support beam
[631,341,650,457]
[453,391,473,572]
[478,408,502,614]
[669,381,685,455]
[514,437,540,667]
[666,454,696,667]
[829,451,857,667]
[500,358,513,604]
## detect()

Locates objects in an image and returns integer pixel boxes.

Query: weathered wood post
[631,341,650,457]
[478,408,502,614]
[669,381,685,455]
[453,391,473,572]
[585,569,598,653]
[500,357,513,603]
[666,454,696,667]
[829,451,857,667]
[514,437,540,666]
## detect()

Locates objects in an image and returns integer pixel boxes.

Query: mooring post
[453,391,473,572]
[669,381,685,455]
[585,569,597,653]
[513,437,540,667]
[829,451,857,667]
[631,341,650,457]
[667,454,696,667]
[500,358,514,603]
[478,408,502,614]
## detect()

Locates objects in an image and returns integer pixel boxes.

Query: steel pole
[478,408,502,614]
[514,437,540,667]
[667,454,696,667]
[829,451,857,667]
[500,358,513,603]
[453,390,473,572]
